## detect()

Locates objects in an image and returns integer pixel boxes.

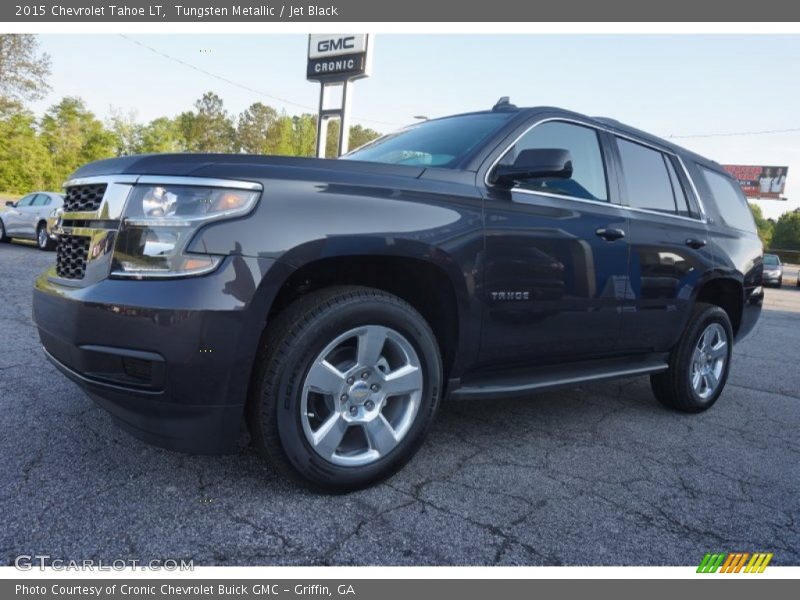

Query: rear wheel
[37,223,54,251]
[651,303,733,413]
[247,286,442,492]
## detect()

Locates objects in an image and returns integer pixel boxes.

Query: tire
[0,218,8,243]
[36,223,54,251]
[247,286,442,492]
[650,302,733,413]
[778,277,782,287]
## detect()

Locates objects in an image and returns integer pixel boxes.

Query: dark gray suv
[33,102,764,490]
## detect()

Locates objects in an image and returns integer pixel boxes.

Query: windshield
[763,255,780,266]
[342,113,514,168]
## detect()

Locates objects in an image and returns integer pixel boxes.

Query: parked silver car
[762,253,783,287]
[0,192,65,251]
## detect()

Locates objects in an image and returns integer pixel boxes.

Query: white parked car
[0,192,65,250]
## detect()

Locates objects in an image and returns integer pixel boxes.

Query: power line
[117,35,800,139]
[668,127,800,139]
[117,34,402,128]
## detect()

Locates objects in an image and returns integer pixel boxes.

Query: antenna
[492,97,517,111]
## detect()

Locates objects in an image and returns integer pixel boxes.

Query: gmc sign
[307,34,371,82]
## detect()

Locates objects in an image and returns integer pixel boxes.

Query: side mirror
[491,148,573,187]
[5,201,16,208]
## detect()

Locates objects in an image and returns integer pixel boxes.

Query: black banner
[4,0,800,21]
[4,579,798,600]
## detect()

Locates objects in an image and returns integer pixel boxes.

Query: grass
[0,192,21,213]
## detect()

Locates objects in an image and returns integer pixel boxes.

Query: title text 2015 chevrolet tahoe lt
[32,100,764,491]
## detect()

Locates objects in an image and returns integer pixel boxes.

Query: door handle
[685,238,707,249]
[595,227,626,242]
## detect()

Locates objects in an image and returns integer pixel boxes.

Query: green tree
[39,97,117,185]
[349,124,381,151]
[271,115,297,156]
[237,102,279,154]
[136,116,184,154]
[107,108,141,156]
[749,202,774,247]
[325,120,381,158]
[771,210,800,250]
[0,34,51,106]
[293,113,317,157]
[325,119,340,158]
[179,92,236,152]
[0,109,54,193]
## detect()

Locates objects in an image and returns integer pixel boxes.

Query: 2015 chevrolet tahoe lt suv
[32,100,764,491]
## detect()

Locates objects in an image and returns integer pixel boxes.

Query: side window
[500,121,608,201]
[31,194,48,206]
[616,138,679,214]
[16,194,35,207]
[700,167,757,233]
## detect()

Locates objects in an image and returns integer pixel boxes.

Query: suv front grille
[64,184,107,213]
[56,234,91,279]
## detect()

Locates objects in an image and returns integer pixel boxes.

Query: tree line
[0,93,381,196]
[750,202,800,252]
[0,35,381,196]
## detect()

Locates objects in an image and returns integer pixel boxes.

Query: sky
[30,34,800,219]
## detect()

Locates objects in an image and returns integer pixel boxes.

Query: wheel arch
[263,250,468,380]
[693,276,745,336]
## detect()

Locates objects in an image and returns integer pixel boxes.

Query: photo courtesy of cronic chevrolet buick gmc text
[32,99,764,491]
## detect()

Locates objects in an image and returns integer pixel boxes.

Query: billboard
[723,165,788,199]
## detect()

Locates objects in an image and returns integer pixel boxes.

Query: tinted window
[617,138,677,214]
[31,194,49,206]
[665,158,691,217]
[700,167,757,233]
[499,121,608,201]
[16,194,35,207]
[342,112,514,168]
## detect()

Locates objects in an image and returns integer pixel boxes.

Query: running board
[448,354,669,401]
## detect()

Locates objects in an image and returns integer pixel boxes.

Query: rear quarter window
[699,166,757,233]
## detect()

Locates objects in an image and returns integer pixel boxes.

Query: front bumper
[763,272,782,285]
[32,255,279,454]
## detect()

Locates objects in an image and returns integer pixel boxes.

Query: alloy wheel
[690,322,728,400]
[300,325,423,467]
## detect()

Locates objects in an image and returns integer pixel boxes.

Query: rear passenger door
[610,136,715,353]
[23,194,50,235]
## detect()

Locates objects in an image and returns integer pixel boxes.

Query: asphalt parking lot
[1,242,798,566]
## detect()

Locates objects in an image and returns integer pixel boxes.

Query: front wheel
[651,303,733,413]
[247,286,442,492]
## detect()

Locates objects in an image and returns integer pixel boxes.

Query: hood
[68,153,426,182]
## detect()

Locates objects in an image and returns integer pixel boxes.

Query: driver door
[478,120,631,369]
[4,194,36,234]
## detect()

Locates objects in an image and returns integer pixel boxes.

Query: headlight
[111,183,260,278]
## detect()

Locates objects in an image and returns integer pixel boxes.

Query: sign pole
[307,34,372,159]
[315,85,329,158]
[338,80,353,157]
